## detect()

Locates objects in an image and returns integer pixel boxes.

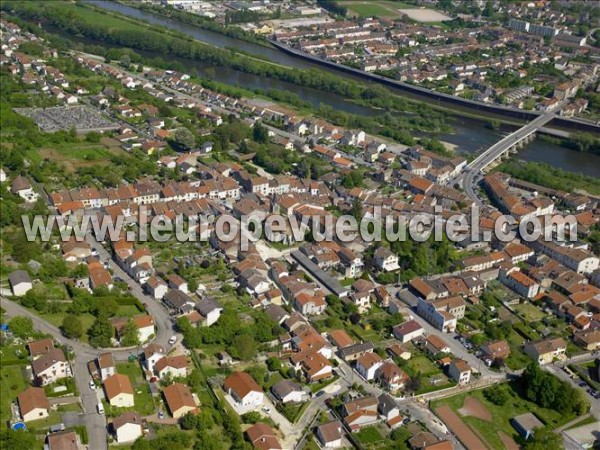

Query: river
[83,1,600,177]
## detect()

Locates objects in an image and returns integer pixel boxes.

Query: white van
[97,403,105,415]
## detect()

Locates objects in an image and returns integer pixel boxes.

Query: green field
[355,425,384,444]
[431,384,581,449]
[116,362,156,416]
[0,364,29,423]
[340,1,413,17]
[513,302,546,322]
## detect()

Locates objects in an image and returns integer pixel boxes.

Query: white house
[195,298,223,327]
[98,352,116,381]
[271,380,307,403]
[499,268,540,299]
[8,270,32,297]
[355,352,384,381]
[32,348,71,386]
[18,387,50,422]
[373,247,400,272]
[154,355,188,380]
[10,176,38,202]
[145,276,168,299]
[223,372,264,407]
[112,412,143,443]
[392,320,424,343]
[316,421,344,448]
[104,374,134,407]
[448,359,471,385]
[143,344,165,373]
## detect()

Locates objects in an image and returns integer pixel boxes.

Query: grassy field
[0,363,29,423]
[513,302,546,322]
[354,425,384,444]
[340,0,413,17]
[406,355,441,377]
[431,383,581,449]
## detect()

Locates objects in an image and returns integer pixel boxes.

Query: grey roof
[163,289,195,309]
[8,270,31,287]
[339,342,374,358]
[195,298,222,316]
[377,393,398,415]
[512,413,544,433]
[264,304,289,324]
[291,250,348,297]
[271,379,303,400]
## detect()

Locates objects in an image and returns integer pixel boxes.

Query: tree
[88,316,113,348]
[121,318,140,347]
[350,197,363,222]
[61,315,83,339]
[523,426,562,450]
[179,412,199,430]
[252,121,269,144]
[230,333,256,361]
[8,316,33,339]
[483,384,509,405]
[172,127,196,151]
[0,429,37,449]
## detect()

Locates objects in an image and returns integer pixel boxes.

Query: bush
[483,384,510,405]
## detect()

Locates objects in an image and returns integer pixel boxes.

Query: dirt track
[436,405,489,450]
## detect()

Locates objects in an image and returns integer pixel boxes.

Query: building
[512,413,545,440]
[223,372,264,407]
[315,421,344,448]
[104,373,134,407]
[373,247,400,272]
[27,338,54,359]
[480,340,510,361]
[8,270,32,296]
[500,269,540,299]
[32,348,70,386]
[448,359,471,385]
[47,430,83,450]
[417,297,460,332]
[163,382,198,419]
[524,337,567,365]
[143,344,165,373]
[562,422,600,450]
[424,335,451,355]
[270,380,307,404]
[377,362,409,393]
[18,386,50,422]
[98,352,116,381]
[112,411,143,443]
[355,352,384,381]
[145,276,168,299]
[392,320,424,343]
[154,355,188,379]
[245,423,283,450]
[195,298,223,327]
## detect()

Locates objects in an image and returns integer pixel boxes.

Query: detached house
[163,382,198,419]
[104,373,135,407]
[448,359,471,385]
[524,337,566,365]
[373,247,400,272]
[32,348,71,386]
[112,412,143,443]
[223,372,264,407]
[315,421,344,448]
[18,386,50,422]
[355,352,384,381]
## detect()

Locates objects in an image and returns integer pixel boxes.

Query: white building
[223,372,264,407]
[112,412,143,443]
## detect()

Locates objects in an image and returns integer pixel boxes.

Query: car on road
[158,411,164,419]
[315,390,325,398]
[89,380,96,390]
[91,249,99,257]
[97,403,105,415]
[578,381,587,388]
[168,336,177,345]
[261,406,271,414]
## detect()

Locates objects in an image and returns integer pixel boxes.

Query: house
[377,393,402,428]
[301,352,333,382]
[18,386,49,422]
[448,359,471,385]
[342,396,379,432]
[315,421,344,448]
[112,315,155,344]
[163,289,196,314]
[47,430,83,450]
[223,372,264,407]
[195,298,223,327]
[374,247,400,272]
[163,382,198,419]
[392,320,425,343]
[98,352,116,381]
[511,413,544,440]
[339,342,374,362]
[143,344,165,373]
[329,329,354,349]
[145,276,168,299]
[11,175,38,202]
[8,270,32,297]
[424,335,451,355]
[32,348,70,386]
[271,380,307,403]
[245,423,283,450]
[378,362,409,392]
[27,338,54,359]
[500,268,540,299]
[355,352,384,381]
[154,355,188,379]
[112,411,143,443]
[104,373,135,407]
[294,292,327,315]
[62,240,92,262]
[524,337,567,365]
[387,343,411,361]
[480,340,510,361]
[167,274,189,293]
[574,329,600,351]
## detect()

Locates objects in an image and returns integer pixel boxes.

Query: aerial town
[0,1,599,450]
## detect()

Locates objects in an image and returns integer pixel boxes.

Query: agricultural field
[340,1,413,18]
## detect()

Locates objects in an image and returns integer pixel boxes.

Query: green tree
[252,121,269,144]
[88,316,113,348]
[171,127,196,151]
[61,314,83,339]
[8,316,33,339]
[231,333,256,361]
[179,412,199,430]
[0,429,37,449]
[120,318,140,347]
[523,426,562,450]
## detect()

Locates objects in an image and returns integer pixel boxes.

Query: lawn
[513,303,546,322]
[340,0,413,17]
[0,364,29,423]
[116,362,156,416]
[38,311,96,344]
[406,356,441,377]
[117,304,143,317]
[355,425,384,444]
[431,383,581,449]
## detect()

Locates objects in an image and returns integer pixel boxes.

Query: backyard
[115,362,156,416]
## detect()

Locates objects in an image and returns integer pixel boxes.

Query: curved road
[1,233,178,450]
